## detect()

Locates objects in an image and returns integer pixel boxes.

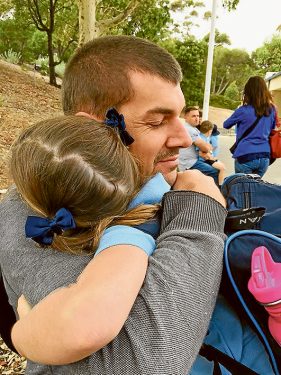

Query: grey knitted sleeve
[87,191,227,375]
[0,189,227,375]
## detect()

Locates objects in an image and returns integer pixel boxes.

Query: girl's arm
[12,243,149,364]
[223,107,243,129]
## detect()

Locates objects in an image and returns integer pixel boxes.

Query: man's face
[119,72,191,178]
[185,110,200,127]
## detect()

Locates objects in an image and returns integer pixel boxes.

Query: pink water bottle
[248,246,281,346]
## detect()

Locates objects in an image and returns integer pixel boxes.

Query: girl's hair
[10,116,159,254]
[243,76,273,116]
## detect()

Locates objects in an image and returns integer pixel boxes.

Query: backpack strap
[236,116,261,145]
[199,344,259,375]
[231,116,261,153]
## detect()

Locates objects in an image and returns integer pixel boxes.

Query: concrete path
[218,135,281,184]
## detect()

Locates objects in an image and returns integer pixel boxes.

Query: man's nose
[167,118,192,148]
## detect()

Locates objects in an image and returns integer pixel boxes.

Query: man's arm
[89,172,227,375]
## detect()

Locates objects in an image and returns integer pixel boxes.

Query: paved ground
[219,135,281,184]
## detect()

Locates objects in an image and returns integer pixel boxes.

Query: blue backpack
[222,173,281,237]
[223,230,281,375]
[205,174,281,375]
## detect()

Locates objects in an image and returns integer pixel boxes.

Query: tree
[224,81,239,101]
[77,0,196,44]
[25,0,77,86]
[203,29,231,47]
[109,0,171,42]
[163,37,207,105]
[212,47,254,96]
[0,18,46,62]
[77,0,141,45]
[0,0,205,86]
[0,0,78,86]
[252,35,281,74]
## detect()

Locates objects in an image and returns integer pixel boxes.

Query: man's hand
[172,170,226,207]
[17,295,32,319]
[199,151,213,161]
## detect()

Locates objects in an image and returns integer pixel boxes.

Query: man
[179,106,219,184]
[0,36,227,374]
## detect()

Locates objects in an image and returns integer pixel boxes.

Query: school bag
[201,173,281,375]
[222,173,281,236]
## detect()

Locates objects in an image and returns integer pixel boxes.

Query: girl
[223,76,276,177]
[4,112,172,366]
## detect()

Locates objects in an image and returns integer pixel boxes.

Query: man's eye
[148,120,167,128]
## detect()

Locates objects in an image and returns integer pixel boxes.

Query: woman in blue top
[224,76,276,177]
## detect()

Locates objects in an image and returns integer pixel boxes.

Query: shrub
[34,55,49,75]
[0,49,22,64]
[210,94,240,110]
[55,61,65,78]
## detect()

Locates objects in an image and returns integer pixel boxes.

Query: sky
[188,0,281,53]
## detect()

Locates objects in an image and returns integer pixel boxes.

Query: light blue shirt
[95,173,170,256]
[179,123,200,170]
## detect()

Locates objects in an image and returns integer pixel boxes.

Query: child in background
[198,120,225,186]
[210,124,220,157]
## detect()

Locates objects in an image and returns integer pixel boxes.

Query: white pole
[202,0,218,120]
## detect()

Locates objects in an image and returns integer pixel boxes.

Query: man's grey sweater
[0,189,227,375]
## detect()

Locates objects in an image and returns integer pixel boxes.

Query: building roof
[265,71,281,82]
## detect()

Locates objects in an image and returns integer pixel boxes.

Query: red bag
[270,129,281,159]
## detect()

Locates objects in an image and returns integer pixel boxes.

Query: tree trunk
[47,31,57,86]
[77,0,97,46]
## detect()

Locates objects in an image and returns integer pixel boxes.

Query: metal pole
[202,0,218,120]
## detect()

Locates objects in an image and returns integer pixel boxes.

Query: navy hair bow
[25,208,76,246]
[105,108,134,146]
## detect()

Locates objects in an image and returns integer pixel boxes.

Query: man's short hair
[62,36,182,118]
[200,120,214,134]
[184,106,199,115]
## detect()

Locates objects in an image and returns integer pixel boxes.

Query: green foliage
[107,0,172,42]
[0,48,22,64]
[0,17,46,62]
[97,0,206,42]
[162,37,207,106]
[0,0,207,87]
[252,35,281,74]
[222,0,240,11]
[55,61,66,78]
[212,46,255,96]
[224,81,240,101]
[210,94,240,110]
[35,55,49,75]
[203,29,231,47]
[170,0,204,39]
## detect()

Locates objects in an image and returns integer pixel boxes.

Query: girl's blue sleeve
[95,225,156,257]
[223,107,243,129]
